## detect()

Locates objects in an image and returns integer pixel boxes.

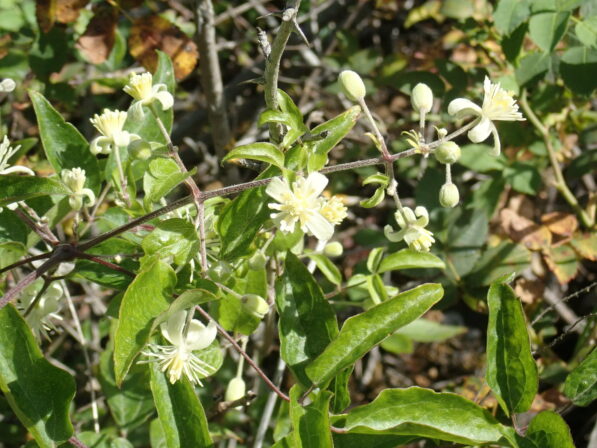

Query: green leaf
[305,253,342,286]
[143,158,193,209]
[333,432,416,448]
[359,186,385,208]
[366,247,385,274]
[125,51,175,143]
[114,258,176,385]
[395,318,466,342]
[575,15,597,47]
[0,176,70,207]
[516,51,550,86]
[362,173,389,187]
[443,210,488,278]
[560,46,597,95]
[149,364,213,448]
[142,218,199,265]
[342,387,508,446]
[222,142,285,169]
[494,0,531,35]
[307,106,361,172]
[378,249,445,273]
[466,242,531,286]
[486,281,538,415]
[563,348,597,406]
[504,161,542,195]
[289,386,333,448]
[276,253,339,385]
[306,283,444,386]
[522,411,574,448]
[458,144,506,172]
[529,11,570,51]
[29,90,101,193]
[329,367,353,413]
[0,304,75,447]
[77,431,134,448]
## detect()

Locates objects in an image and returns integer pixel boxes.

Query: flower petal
[129,101,145,121]
[161,310,187,346]
[265,177,291,202]
[90,136,112,155]
[186,320,217,351]
[154,90,174,111]
[384,225,406,243]
[305,172,329,198]
[447,98,482,117]
[82,188,96,207]
[2,165,35,176]
[467,117,493,143]
[489,126,501,156]
[305,212,334,241]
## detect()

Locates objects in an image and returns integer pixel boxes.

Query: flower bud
[248,251,267,271]
[434,141,461,164]
[207,261,232,282]
[323,241,343,257]
[128,139,152,160]
[338,70,366,102]
[439,183,459,208]
[411,83,433,114]
[242,294,269,319]
[225,377,246,402]
[0,78,16,92]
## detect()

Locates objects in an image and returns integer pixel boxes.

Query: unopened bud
[323,242,343,257]
[439,183,459,208]
[225,377,246,402]
[208,261,232,282]
[128,139,152,160]
[242,294,269,319]
[338,70,366,102]
[434,141,461,164]
[411,83,433,114]
[248,251,267,271]
[0,78,16,92]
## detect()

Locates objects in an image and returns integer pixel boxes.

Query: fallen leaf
[514,277,544,305]
[500,209,552,251]
[56,0,88,23]
[128,15,198,80]
[543,243,579,284]
[76,3,117,64]
[36,0,88,33]
[541,212,578,237]
[570,232,597,261]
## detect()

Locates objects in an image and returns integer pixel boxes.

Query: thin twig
[531,281,597,326]
[13,207,59,246]
[0,252,52,275]
[68,436,90,448]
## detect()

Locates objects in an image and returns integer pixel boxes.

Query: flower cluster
[385,206,435,252]
[266,172,347,242]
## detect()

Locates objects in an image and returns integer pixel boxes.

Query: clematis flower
[123,72,173,120]
[266,172,334,242]
[320,195,347,226]
[141,310,218,385]
[19,280,63,340]
[89,109,139,155]
[448,77,525,156]
[384,206,435,252]
[0,136,34,176]
[61,168,95,210]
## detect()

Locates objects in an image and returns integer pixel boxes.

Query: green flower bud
[323,241,343,257]
[439,183,459,208]
[128,139,152,160]
[242,294,269,319]
[434,141,461,164]
[411,83,433,114]
[225,377,246,402]
[248,251,267,271]
[339,70,366,102]
[207,261,232,282]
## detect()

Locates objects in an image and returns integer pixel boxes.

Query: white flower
[448,77,525,156]
[0,136,34,176]
[19,280,63,340]
[141,310,218,385]
[384,206,435,252]
[320,195,348,226]
[123,72,173,120]
[89,109,139,155]
[61,168,96,210]
[266,172,334,242]
[0,78,16,92]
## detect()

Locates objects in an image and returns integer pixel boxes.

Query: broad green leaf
[563,348,597,406]
[289,386,333,448]
[99,345,153,430]
[396,318,466,342]
[515,51,550,86]
[276,253,339,385]
[149,364,213,448]
[531,0,584,12]
[466,242,531,286]
[378,249,445,273]
[575,15,597,47]
[560,46,597,95]
[307,106,361,172]
[521,411,574,448]
[217,167,275,260]
[330,367,353,413]
[143,158,193,209]
[342,387,508,446]
[380,333,414,354]
[222,142,285,169]
[494,0,531,35]
[305,253,342,286]
[0,242,26,270]
[333,432,416,448]
[306,283,443,386]
[125,51,175,143]
[29,91,101,193]
[142,218,199,265]
[458,144,506,172]
[277,90,308,149]
[0,304,75,447]
[0,176,70,207]
[362,172,389,187]
[114,258,176,385]
[528,11,570,51]
[486,282,538,415]
[504,161,542,195]
[77,431,134,448]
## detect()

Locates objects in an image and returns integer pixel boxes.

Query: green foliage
[563,347,597,406]
[289,386,333,448]
[521,411,575,448]
[0,176,70,207]
[143,158,193,209]
[222,142,285,169]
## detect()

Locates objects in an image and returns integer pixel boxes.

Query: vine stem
[194,305,290,402]
[520,89,593,228]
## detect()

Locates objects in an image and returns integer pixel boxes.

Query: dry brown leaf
[36,0,88,33]
[128,15,198,80]
[75,4,117,65]
[543,243,579,284]
[514,277,545,305]
[500,209,552,251]
[56,0,88,23]
[541,212,578,237]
